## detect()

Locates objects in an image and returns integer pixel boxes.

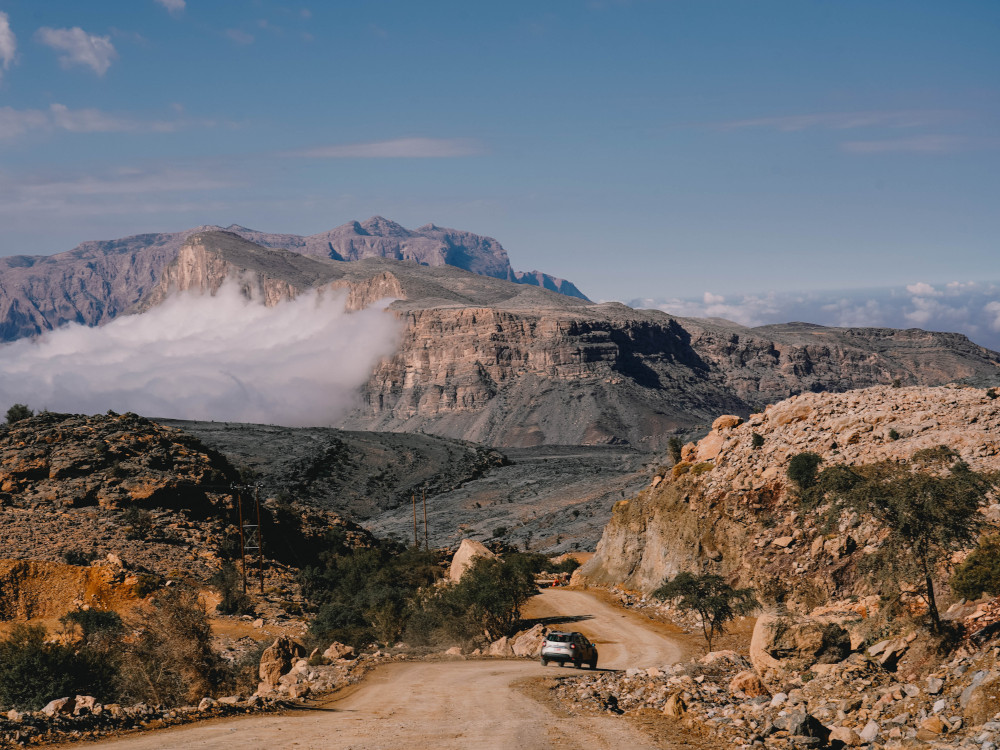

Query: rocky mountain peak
[358,215,410,237]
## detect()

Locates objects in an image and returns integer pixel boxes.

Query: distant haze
[631,280,1000,353]
[0,284,402,424]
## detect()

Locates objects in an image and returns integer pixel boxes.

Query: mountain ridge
[0,218,588,342]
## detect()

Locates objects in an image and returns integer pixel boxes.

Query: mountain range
[0,216,586,342]
[126,230,1000,448]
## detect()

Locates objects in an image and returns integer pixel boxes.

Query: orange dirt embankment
[0,558,145,622]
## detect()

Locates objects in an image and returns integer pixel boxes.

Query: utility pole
[422,490,428,551]
[412,492,418,548]
[235,485,247,594]
[254,484,264,595]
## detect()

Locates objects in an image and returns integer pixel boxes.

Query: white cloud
[155,0,186,15]
[289,137,483,158]
[986,302,1000,332]
[630,282,1000,352]
[0,103,178,139]
[906,282,940,297]
[0,12,16,80]
[36,27,117,76]
[0,283,402,425]
[225,29,255,45]
[841,135,971,155]
[717,110,958,132]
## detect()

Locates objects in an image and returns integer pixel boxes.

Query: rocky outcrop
[258,636,306,688]
[448,539,496,582]
[0,559,144,620]
[577,385,1000,594]
[749,612,850,683]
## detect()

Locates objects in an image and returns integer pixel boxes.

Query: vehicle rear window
[547,634,572,642]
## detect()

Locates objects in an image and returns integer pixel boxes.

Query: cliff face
[576,384,1000,599]
[129,232,1000,449]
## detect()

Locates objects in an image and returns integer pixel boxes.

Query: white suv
[540,631,598,669]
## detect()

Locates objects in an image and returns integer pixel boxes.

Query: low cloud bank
[630,281,1000,353]
[0,284,402,425]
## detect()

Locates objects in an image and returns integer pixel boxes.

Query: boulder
[322,641,356,661]
[663,691,686,718]
[963,674,1000,726]
[488,636,514,657]
[73,695,98,715]
[445,646,463,656]
[828,726,862,747]
[258,636,306,687]
[749,611,850,681]
[512,624,548,657]
[41,697,75,717]
[197,697,217,711]
[712,415,744,431]
[448,539,497,582]
[729,670,769,698]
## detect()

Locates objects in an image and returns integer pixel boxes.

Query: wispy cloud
[0,103,180,139]
[288,137,483,158]
[716,110,960,132]
[154,0,186,16]
[840,135,984,154]
[225,28,255,45]
[0,165,241,218]
[36,26,117,76]
[630,281,1000,352]
[0,12,16,81]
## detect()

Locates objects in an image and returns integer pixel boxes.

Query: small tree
[4,403,33,425]
[821,451,992,632]
[667,436,684,465]
[653,572,759,652]
[951,535,1000,600]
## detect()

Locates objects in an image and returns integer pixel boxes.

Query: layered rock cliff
[576,384,1000,599]
[129,232,1000,448]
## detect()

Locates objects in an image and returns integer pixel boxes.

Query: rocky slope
[576,384,1000,597]
[129,231,1000,449]
[0,216,586,342]
[0,411,372,586]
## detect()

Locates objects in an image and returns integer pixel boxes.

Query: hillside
[576,384,1000,600]
[138,231,1000,449]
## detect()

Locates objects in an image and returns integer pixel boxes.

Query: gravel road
[66,588,686,750]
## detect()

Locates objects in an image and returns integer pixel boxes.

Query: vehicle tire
[589,658,597,670]
[574,659,582,669]
[541,658,548,666]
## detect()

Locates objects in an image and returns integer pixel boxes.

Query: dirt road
[67,588,687,750]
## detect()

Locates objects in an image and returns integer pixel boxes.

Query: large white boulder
[449,539,497,582]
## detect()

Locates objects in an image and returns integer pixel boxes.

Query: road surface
[64,588,687,750]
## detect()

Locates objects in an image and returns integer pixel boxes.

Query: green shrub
[751,432,764,449]
[652,572,759,652]
[0,624,114,710]
[210,561,254,616]
[951,535,1000,600]
[667,436,683,464]
[122,506,154,541]
[4,403,33,425]
[60,608,123,646]
[63,548,97,566]
[550,557,581,575]
[691,461,713,476]
[787,452,823,490]
[671,461,691,478]
[888,428,900,441]
[492,526,508,539]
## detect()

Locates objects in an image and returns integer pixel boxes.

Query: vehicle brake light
[570,644,575,649]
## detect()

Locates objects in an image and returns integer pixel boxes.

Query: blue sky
[0,1,998,343]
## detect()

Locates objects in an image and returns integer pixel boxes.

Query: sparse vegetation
[787,452,823,490]
[951,534,1000,600]
[751,432,764,449]
[888,428,901,440]
[122,506,155,541]
[652,572,759,652]
[210,561,255,616]
[4,403,33,425]
[667,436,683,464]
[806,449,994,631]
